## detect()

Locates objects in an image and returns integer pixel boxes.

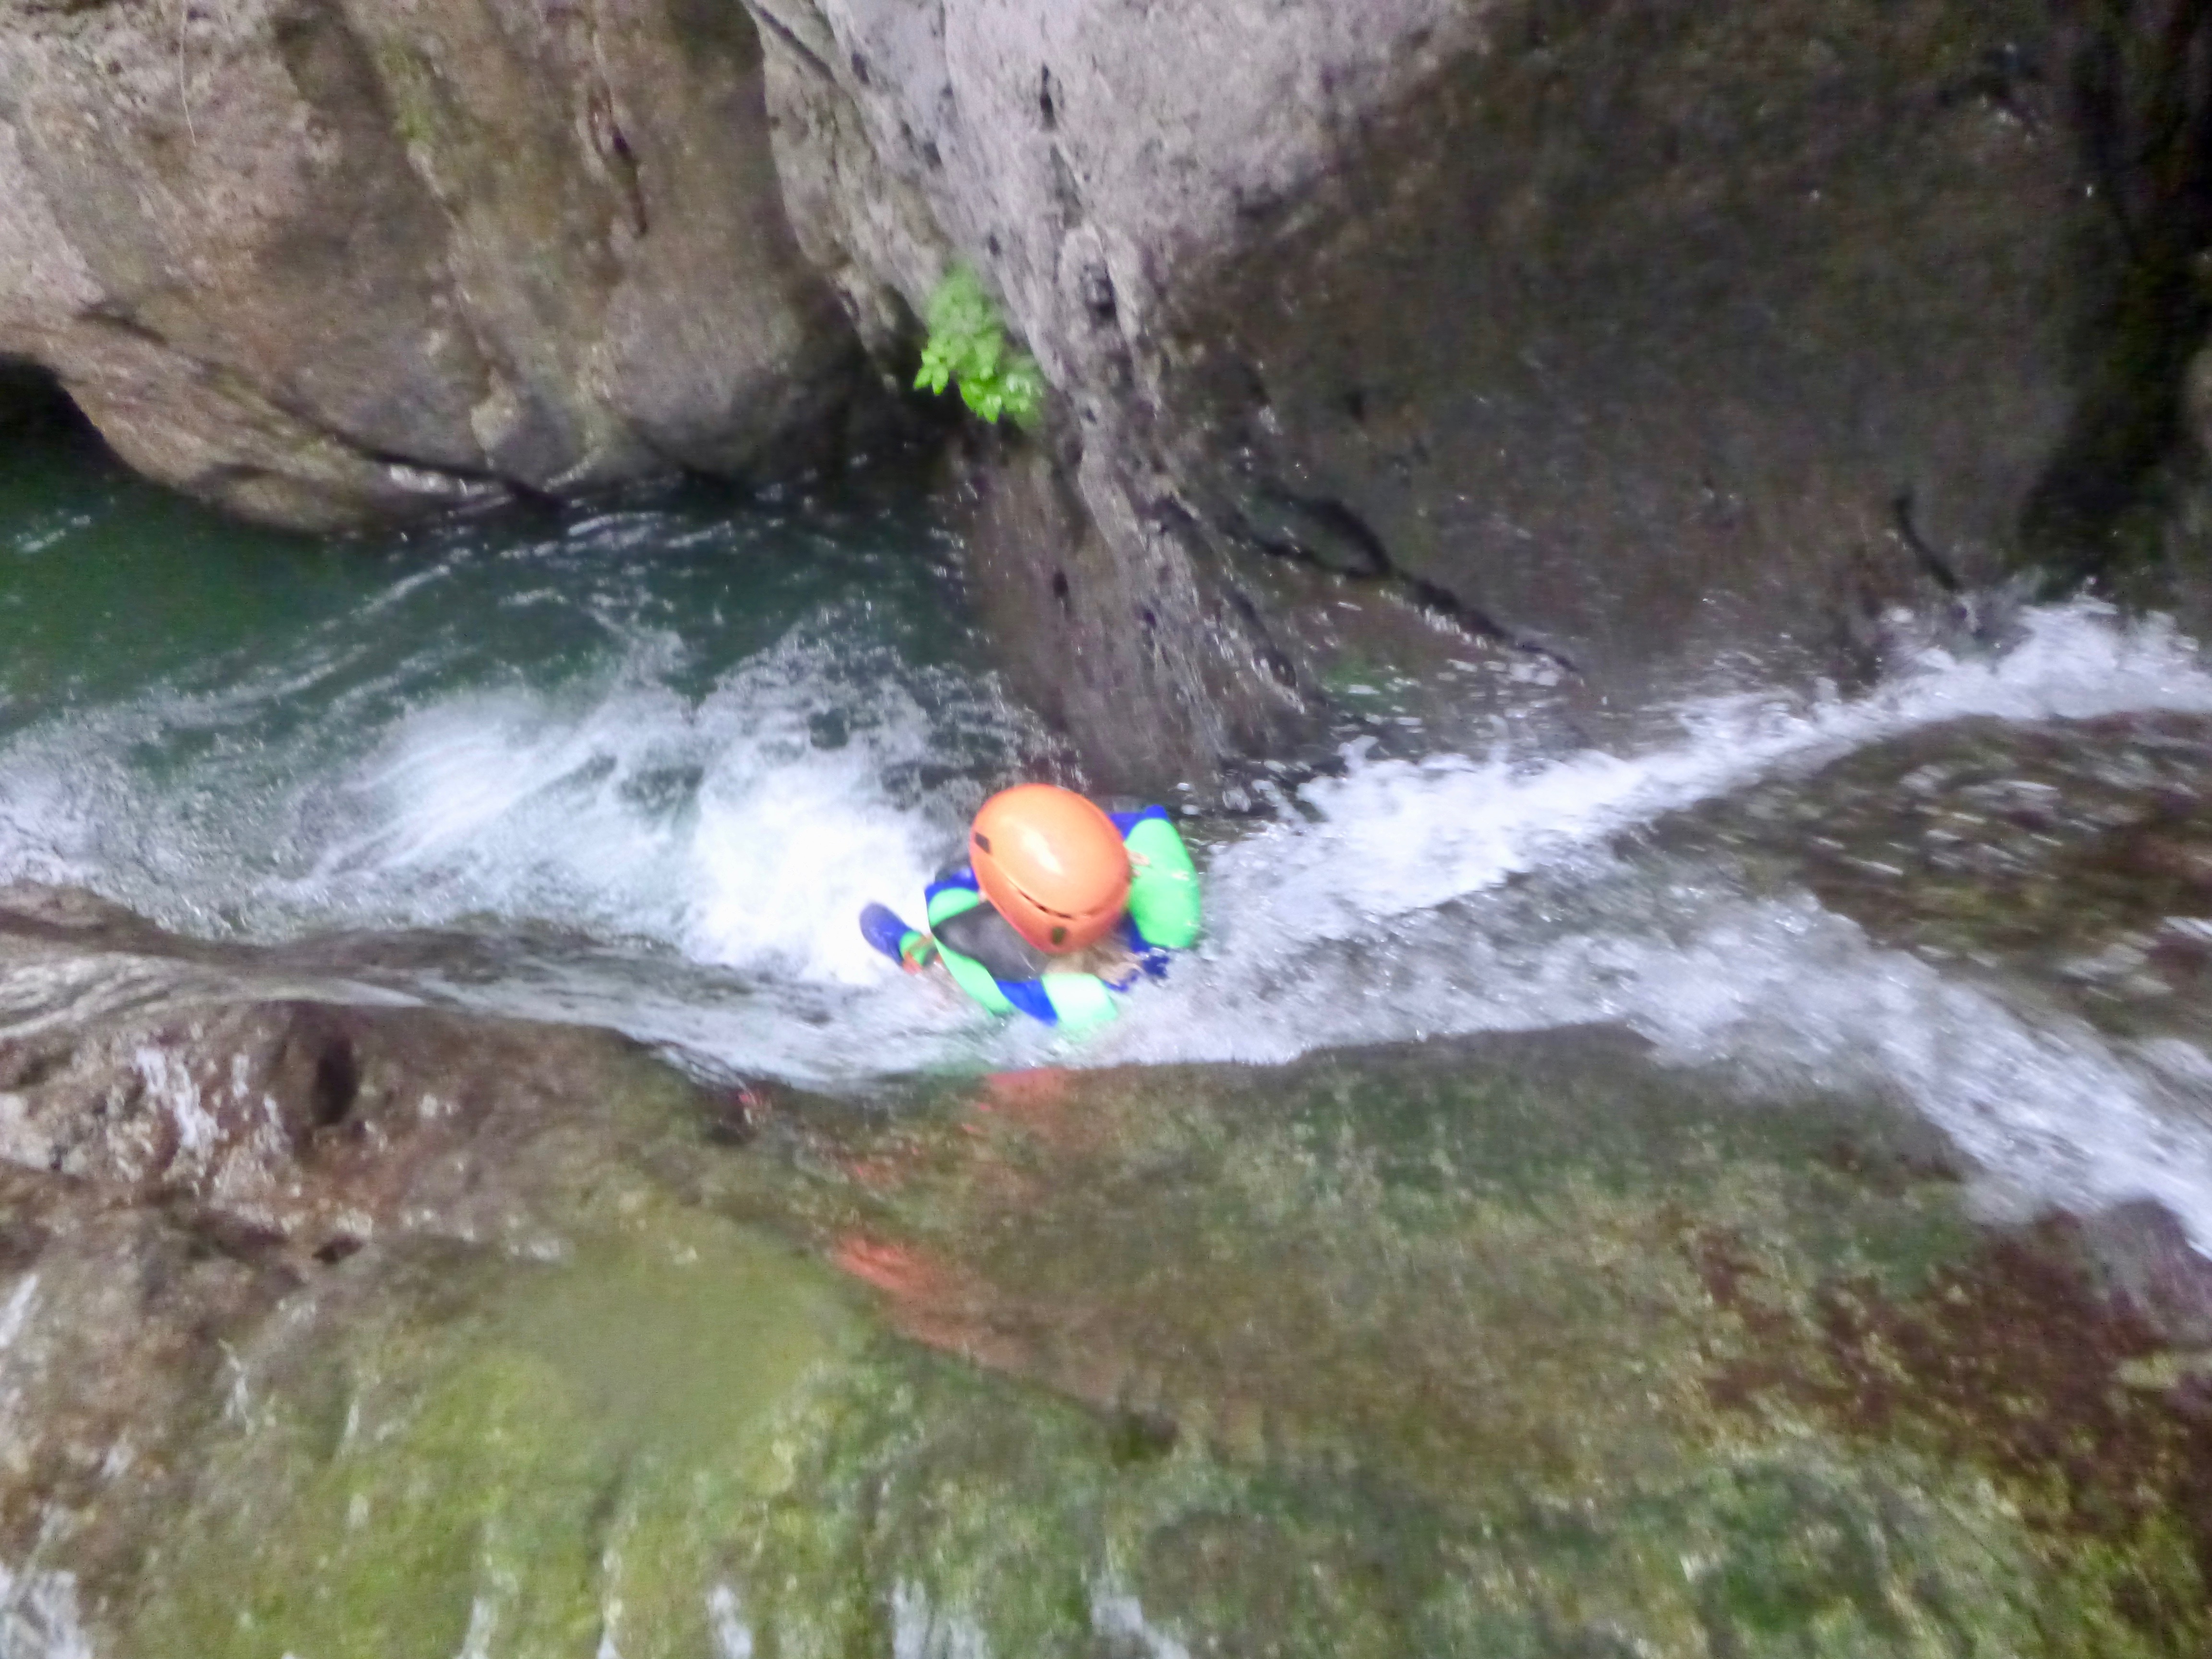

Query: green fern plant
[915,266,1045,426]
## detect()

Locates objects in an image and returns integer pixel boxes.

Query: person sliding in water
[860,784,1202,1030]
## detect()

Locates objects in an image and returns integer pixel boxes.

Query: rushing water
[7,420,2212,1246]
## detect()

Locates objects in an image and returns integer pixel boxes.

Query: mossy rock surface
[1647,712,2212,1045]
[37,1024,2200,1657]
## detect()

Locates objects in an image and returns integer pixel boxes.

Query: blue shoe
[860,903,918,965]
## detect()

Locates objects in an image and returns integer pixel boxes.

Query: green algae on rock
[671,1033,2212,1655]
[96,1235,2090,1659]
[1644,711,2212,1047]
[3,924,2211,1654]
[124,1222,866,1659]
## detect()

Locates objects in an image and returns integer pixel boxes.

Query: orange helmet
[970,784,1130,954]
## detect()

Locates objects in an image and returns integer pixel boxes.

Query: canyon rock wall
[0,0,864,529]
[7,0,2209,790]
[743,0,2165,789]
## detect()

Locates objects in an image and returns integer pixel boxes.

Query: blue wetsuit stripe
[1107,805,1170,835]
[1121,914,1170,976]
[925,868,981,903]
[998,979,1060,1022]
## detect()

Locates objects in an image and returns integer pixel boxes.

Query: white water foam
[0,1561,95,1659]
[0,609,1020,1075]
[297,636,965,986]
[9,596,2212,1238]
[1053,601,2212,1243]
[0,625,1008,989]
[1200,601,2212,954]
[378,597,2212,1255]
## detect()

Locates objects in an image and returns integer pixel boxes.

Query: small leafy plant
[915,266,1045,427]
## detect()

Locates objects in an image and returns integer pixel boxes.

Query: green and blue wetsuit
[890,806,1201,1031]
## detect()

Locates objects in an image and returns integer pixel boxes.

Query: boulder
[0,0,864,529]
[0,888,765,1647]
[744,0,2201,790]
[62,1015,2212,1658]
[0,1168,302,1647]
[0,881,731,1262]
[8,0,2209,793]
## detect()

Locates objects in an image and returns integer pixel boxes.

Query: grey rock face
[1166,1,2105,688]
[744,0,2177,788]
[953,430,1318,797]
[4,884,2212,1652]
[7,0,2202,789]
[1649,709,2212,1051]
[0,995,681,1262]
[0,885,746,1640]
[0,1167,301,1636]
[0,0,863,529]
[0,883,721,1263]
[746,0,1487,788]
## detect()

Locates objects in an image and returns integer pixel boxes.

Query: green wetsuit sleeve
[1125,816,1202,949]
[1041,973,1119,1031]
[940,947,1017,1016]
[926,886,985,927]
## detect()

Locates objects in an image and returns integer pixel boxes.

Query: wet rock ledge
[5,887,2212,1654]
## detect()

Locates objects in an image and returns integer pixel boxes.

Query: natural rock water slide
[6,0,2212,1653]
[8,893,2212,1655]
[0,414,2211,1652]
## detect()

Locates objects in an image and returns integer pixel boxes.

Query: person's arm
[1117,808,1202,950]
[925,880,1120,1028]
